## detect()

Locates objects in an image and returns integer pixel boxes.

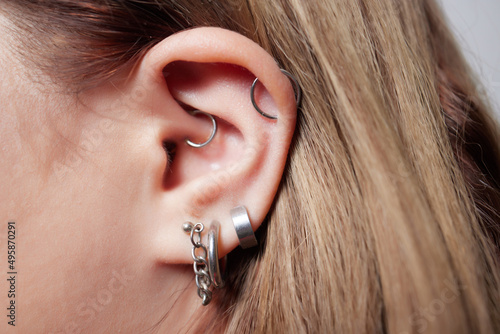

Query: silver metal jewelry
[230,206,258,249]
[208,221,225,288]
[185,110,217,148]
[182,222,212,306]
[250,69,302,120]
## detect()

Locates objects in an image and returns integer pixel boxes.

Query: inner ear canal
[162,141,177,169]
[161,100,197,182]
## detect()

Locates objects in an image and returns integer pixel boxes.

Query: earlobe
[132,27,299,265]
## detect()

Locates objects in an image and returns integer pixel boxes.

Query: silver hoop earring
[208,221,225,288]
[230,206,258,249]
[182,220,225,305]
[185,110,217,148]
[250,69,302,120]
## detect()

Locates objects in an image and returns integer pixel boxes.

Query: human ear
[120,27,298,263]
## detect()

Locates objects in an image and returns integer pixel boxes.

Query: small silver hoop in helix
[250,69,302,120]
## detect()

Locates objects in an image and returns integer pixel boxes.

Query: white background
[439,0,500,120]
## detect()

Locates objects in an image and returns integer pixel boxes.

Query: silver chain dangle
[183,222,212,306]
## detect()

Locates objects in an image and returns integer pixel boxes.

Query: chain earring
[182,220,225,305]
[182,222,212,305]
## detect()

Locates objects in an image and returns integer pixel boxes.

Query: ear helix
[184,68,301,149]
[250,69,302,120]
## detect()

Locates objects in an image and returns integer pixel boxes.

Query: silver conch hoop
[208,221,225,289]
[250,69,302,120]
[230,206,258,249]
[185,110,217,148]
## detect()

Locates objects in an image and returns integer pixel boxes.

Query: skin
[0,15,297,334]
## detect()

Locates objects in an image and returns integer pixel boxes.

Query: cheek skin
[15,123,136,332]
[1,103,182,332]
[0,24,196,328]
[0,16,188,332]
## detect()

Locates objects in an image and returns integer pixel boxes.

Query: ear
[132,27,297,263]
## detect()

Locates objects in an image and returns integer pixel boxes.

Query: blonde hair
[217,1,500,333]
[6,0,500,333]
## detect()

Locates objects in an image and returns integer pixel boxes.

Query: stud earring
[250,69,302,120]
[230,206,258,249]
[185,110,218,148]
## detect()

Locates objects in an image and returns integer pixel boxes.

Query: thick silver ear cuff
[185,110,217,148]
[183,220,225,306]
[250,69,302,120]
[230,206,258,249]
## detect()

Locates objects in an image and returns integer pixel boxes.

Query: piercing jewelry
[250,69,302,120]
[182,222,212,305]
[183,220,225,305]
[208,221,225,288]
[185,110,217,148]
[230,206,258,249]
